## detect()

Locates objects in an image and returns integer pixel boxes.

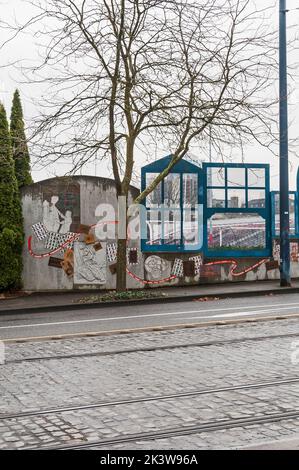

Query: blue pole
[279,0,291,286]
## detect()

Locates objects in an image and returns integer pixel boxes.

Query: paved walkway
[1,279,299,313]
[1,317,299,449]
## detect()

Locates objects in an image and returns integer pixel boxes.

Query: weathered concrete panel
[21,176,139,291]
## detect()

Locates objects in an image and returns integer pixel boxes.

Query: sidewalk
[1,279,299,315]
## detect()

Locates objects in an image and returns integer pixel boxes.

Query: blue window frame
[271,191,298,238]
[203,163,271,258]
[141,155,203,253]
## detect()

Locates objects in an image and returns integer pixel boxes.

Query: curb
[1,285,299,316]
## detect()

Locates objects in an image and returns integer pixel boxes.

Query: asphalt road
[2,292,299,341]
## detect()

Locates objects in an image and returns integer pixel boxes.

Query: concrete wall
[21,176,299,292]
[21,176,142,291]
[142,246,299,289]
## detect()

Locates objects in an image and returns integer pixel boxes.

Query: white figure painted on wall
[60,210,73,233]
[49,196,61,232]
[42,200,50,230]
[43,195,73,233]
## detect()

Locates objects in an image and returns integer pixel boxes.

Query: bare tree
[11,0,279,290]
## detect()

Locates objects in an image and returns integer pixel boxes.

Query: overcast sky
[0,0,299,190]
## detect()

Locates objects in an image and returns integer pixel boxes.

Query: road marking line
[185,306,299,320]
[2,312,299,343]
[2,301,299,330]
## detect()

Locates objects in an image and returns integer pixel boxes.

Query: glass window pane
[247,168,265,188]
[207,167,225,187]
[248,190,266,208]
[227,189,246,208]
[183,174,198,208]
[207,213,266,250]
[164,174,180,208]
[207,188,226,208]
[146,210,162,245]
[163,209,181,245]
[274,193,296,236]
[183,210,199,245]
[290,194,296,235]
[146,173,162,208]
[227,167,245,187]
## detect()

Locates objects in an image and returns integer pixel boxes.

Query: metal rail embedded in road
[2,375,299,422]
[26,409,299,450]
[7,330,299,364]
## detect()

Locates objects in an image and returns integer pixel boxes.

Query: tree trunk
[116,237,127,292]
[116,194,128,292]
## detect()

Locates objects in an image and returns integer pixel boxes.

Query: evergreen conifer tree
[0,102,24,290]
[10,90,33,188]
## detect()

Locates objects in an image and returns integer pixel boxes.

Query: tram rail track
[25,409,299,450]
[6,330,299,364]
[2,375,299,422]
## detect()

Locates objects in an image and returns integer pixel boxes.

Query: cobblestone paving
[1,381,299,449]
[1,318,299,449]
[5,317,299,362]
[103,418,299,450]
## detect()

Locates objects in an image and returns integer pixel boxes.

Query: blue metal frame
[271,191,299,239]
[141,155,203,253]
[297,166,299,196]
[202,162,271,258]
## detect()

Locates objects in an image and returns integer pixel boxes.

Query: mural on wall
[43,196,70,232]
[29,219,278,287]
[291,242,299,262]
[172,259,184,278]
[273,240,280,263]
[30,182,81,251]
[200,264,221,279]
[74,243,106,285]
[204,259,268,278]
[29,223,108,281]
[45,231,78,251]
[266,259,279,271]
[189,255,203,275]
[30,207,141,284]
[28,181,82,277]
[128,248,139,265]
[62,249,75,277]
[106,243,117,263]
[42,181,80,233]
[32,222,49,241]
[139,253,271,285]
[144,255,171,280]
[48,257,63,269]
[27,173,299,290]
[272,239,299,264]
